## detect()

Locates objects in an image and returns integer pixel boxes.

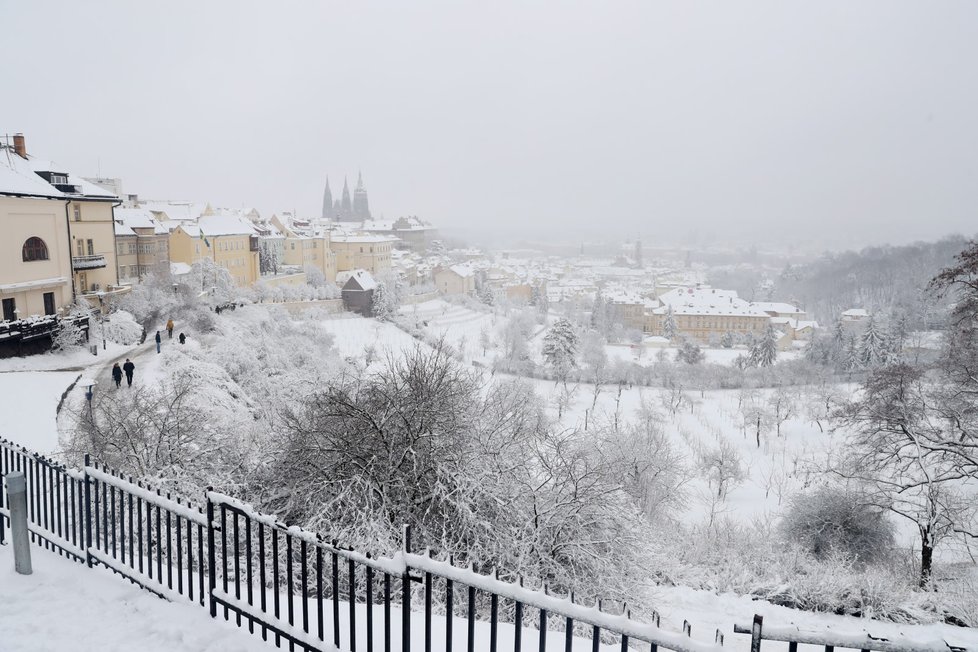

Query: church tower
[322,177,333,220]
[353,171,371,220]
[340,177,352,219]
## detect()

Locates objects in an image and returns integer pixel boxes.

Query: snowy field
[0,371,82,454]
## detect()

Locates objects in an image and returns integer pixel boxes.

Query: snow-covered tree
[305,265,327,288]
[258,240,280,275]
[858,315,889,368]
[720,331,734,348]
[478,324,492,357]
[477,282,495,306]
[662,306,678,341]
[542,318,579,382]
[675,338,704,365]
[749,324,779,367]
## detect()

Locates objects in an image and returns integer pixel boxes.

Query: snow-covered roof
[330,234,399,244]
[656,287,769,317]
[26,158,119,199]
[446,264,475,278]
[0,150,64,198]
[842,308,869,318]
[336,269,377,291]
[170,262,193,276]
[751,301,804,315]
[0,150,118,200]
[197,214,258,236]
[114,221,136,237]
[114,207,163,232]
[361,216,435,232]
[139,201,209,222]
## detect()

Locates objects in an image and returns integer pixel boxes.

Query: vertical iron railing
[0,438,86,562]
[3,438,941,652]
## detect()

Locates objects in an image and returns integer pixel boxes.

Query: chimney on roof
[12,133,27,158]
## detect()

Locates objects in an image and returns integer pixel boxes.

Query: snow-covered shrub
[51,318,87,352]
[102,310,143,345]
[781,487,895,566]
[266,342,652,609]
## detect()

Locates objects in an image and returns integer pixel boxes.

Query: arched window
[22,237,49,262]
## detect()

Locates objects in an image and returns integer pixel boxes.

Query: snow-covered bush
[51,317,87,351]
[102,310,143,345]
[781,487,895,565]
[266,342,652,609]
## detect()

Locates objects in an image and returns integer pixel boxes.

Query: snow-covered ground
[0,370,80,454]
[0,544,268,652]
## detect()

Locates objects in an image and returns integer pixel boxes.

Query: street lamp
[80,377,98,420]
[97,294,106,351]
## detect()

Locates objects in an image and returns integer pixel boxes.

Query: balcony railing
[72,254,107,270]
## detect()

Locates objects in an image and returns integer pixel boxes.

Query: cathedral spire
[322,176,333,220]
[340,176,352,217]
[353,171,371,220]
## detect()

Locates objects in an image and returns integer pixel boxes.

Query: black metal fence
[0,438,968,652]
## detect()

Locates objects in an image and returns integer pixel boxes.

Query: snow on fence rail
[733,614,971,652]
[1,437,972,652]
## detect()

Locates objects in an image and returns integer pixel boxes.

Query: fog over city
[4,1,978,248]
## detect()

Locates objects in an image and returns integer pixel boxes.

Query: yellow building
[114,208,169,283]
[432,264,476,296]
[330,234,395,276]
[168,214,260,287]
[281,233,336,282]
[1,134,119,320]
[646,287,770,343]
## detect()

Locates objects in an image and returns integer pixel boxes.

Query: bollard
[7,472,32,575]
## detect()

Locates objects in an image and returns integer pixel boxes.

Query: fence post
[0,444,6,546]
[7,472,32,574]
[402,523,412,652]
[750,614,763,652]
[83,454,93,568]
[206,487,217,619]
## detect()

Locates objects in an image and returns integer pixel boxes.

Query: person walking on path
[111,362,123,388]
[123,358,135,387]
[166,318,174,339]
[155,330,162,353]
[178,332,186,345]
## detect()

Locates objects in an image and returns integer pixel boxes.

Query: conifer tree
[662,306,678,341]
[542,318,579,383]
[749,324,779,367]
[859,315,889,368]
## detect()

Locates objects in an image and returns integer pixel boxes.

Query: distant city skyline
[3,2,978,249]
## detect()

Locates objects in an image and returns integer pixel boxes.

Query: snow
[318,314,420,362]
[198,213,259,236]
[658,584,978,652]
[656,287,769,317]
[0,153,65,198]
[88,465,208,526]
[0,370,80,453]
[0,543,269,652]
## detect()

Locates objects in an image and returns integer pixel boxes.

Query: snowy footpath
[0,544,267,652]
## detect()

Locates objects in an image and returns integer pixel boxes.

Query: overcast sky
[3,1,977,248]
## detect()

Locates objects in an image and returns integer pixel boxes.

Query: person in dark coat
[123,358,135,386]
[155,330,162,353]
[178,332,186,345]
[111,362,123,388]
